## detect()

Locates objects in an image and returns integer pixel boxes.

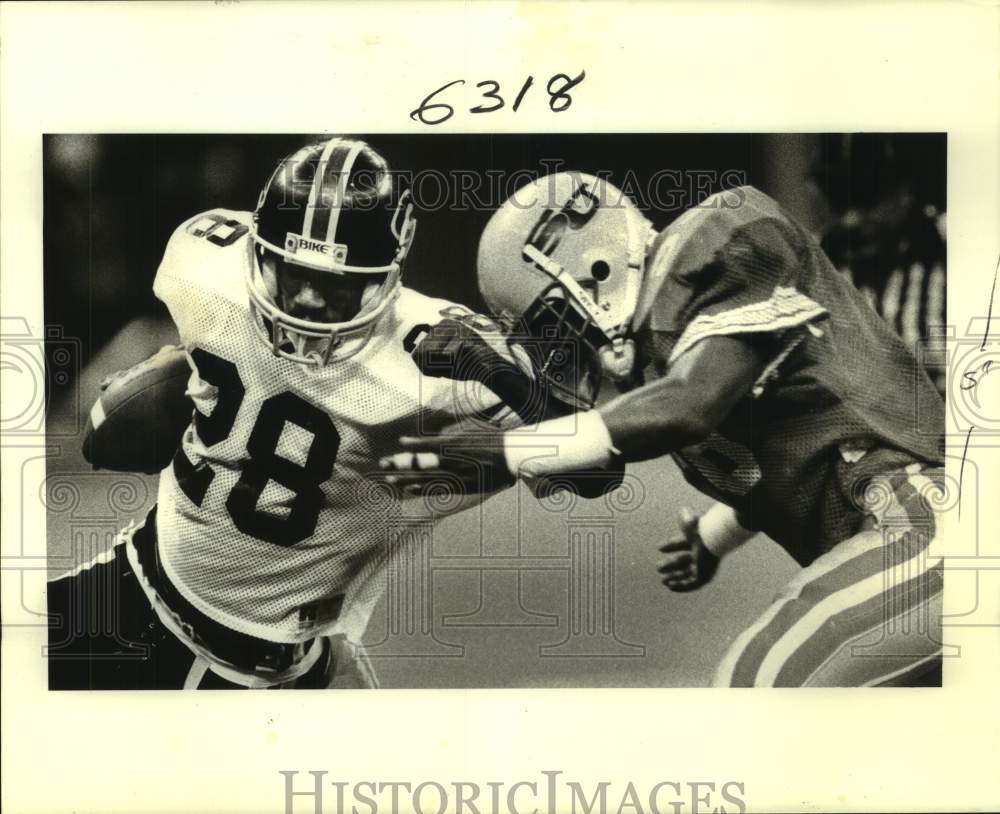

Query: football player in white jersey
[48,137,528,689]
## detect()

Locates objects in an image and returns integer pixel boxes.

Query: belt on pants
[130,507,315,676]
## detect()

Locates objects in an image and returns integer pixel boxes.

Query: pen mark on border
[981,254,999,351]
[958,426,974,520]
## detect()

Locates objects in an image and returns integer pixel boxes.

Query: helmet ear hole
[591,260,611,281]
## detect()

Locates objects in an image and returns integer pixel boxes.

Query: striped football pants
[714,464,944,687]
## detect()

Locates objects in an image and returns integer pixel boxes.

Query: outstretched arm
[406,316,622,497]
[599,334,766,462]
[501,333,768,479]
[383,333,766,492]
[409,315,574,425]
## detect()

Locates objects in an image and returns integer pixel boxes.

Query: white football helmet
[477,172,654,406]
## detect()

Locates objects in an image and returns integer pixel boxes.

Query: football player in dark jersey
[382,173,947,687]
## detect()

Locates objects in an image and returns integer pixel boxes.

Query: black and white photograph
[2,3,998,813]
[42,132,950,690]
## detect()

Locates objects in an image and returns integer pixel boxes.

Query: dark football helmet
[247,137,416,364]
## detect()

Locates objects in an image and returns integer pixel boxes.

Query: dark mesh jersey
[632,187,945,565]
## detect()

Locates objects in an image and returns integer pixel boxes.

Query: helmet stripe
[322,139,365,246]
[302,137,343,241]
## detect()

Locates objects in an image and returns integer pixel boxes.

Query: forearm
[599,338,763,463]
[502,381,714,478]
[503,336,763,478]
[412,324,574,425]
[597,377,716,462]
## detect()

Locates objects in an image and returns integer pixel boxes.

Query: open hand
[657,507,720,592]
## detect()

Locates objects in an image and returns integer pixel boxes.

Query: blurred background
[42,133,946,687]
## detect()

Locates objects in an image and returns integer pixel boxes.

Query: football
[81,345,193,475]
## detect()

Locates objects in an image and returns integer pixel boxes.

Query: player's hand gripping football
[657,507,720,591]
[379,431,515,496]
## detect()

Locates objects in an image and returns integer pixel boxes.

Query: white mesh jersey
[152,209,504,644]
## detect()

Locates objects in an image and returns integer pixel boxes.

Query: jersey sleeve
[153,210,252,347]
[638,186,829,367]
[152,217,197,341]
